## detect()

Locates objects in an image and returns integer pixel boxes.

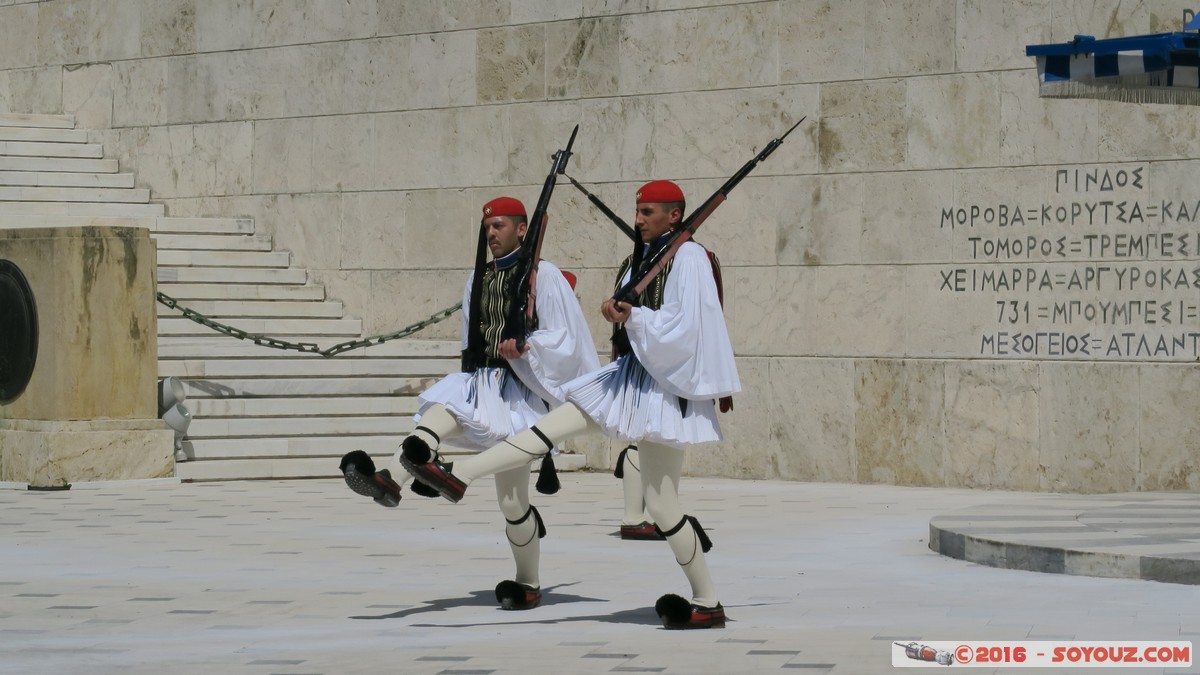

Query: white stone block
[1050,0,1149,42]
[1038,361,1140,492]
[547,17,619,100]
[313,114,373,192]
[0,4,38,70]
[1138,364,1200,490]
[652,86,817,181]
[957,0,1052,72]
[861,170,955,264]
[854,359,948,486]
[864,0,955,78]
[194,0,254,53]
[776,173,864,266]
[780,0,866,83]
[617,3,778,95]
[114,59,168,127]
[906,72,1002,169]
[476,24,546,103]
[806,266,907,356]
[818,79,906,172]
[944,361,1041,490]
[63,63,114,130]
[768,357,856,482]
[139,0,197,57]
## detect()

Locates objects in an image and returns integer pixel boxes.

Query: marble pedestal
[0,226,172,486]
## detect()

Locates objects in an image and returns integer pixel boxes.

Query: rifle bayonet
[614,115,806,303]
[502,125,579,349]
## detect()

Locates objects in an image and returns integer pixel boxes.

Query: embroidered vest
[464,250,538,371]
[610,243,724,357]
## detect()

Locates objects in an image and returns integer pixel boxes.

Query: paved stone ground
[2,473,1198,674]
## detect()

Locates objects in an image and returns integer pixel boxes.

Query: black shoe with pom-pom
[654,593,726,629]
[339,450,401,508]
[495,580,542,610]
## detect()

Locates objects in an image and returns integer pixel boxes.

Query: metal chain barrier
[156,291,461,358]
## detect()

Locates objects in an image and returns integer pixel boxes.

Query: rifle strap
[701,248,733,413]
[706,249,725,308]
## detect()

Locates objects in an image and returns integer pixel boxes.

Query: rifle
[562,173,638,242]
[501,124,579,349]
[613,116,805,303]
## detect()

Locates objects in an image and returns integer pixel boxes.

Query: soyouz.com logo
[892,641,1192,668]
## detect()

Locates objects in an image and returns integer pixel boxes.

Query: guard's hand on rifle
[499,338,530,360]
[601,299,632,324]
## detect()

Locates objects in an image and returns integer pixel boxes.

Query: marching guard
[403,180,741,629]
[339,194,598,611]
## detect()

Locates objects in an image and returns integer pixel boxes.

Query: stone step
[152,234,273,251]
[0,200,164,216]
[0,127,89,143]
[0,156,117,173]
[188,415,414,440]
[180,375,436,399]
[157,266,307,284]
[182,436,415,460]
[0,185,150,203]
[155,299,343,319]
[173,449,583,482]
[157,337,457,359]
[0,140,103,159]
[173,449,400,480]
[156,249,291,268]
[158,316,363,337]
[175,456,356,481]
[156,282,325,302]
[189,395,419,418]
[159,356,457,379]
[0,214,253,233]
[0,113,74,128]
[0,170,135,188]
[149,217,255,235]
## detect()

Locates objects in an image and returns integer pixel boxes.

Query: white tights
[390,404,542,587]
[451,403,720,607]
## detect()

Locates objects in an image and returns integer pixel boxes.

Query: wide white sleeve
[624,242,740,400]
[508,260,601,405]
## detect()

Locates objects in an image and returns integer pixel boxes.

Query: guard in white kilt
[615,247,728,543]
[403,180,741,629]
[339,196,598,611]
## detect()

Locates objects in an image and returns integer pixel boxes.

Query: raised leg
[402,403,594,502]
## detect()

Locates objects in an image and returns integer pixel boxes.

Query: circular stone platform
[930,491,1200,585]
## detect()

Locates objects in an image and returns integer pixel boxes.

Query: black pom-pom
[495,580,525,606]
[400,435,432,464]
[613,446,630,479]
[654,593,692,625]
[339,449,375,475]
[535,454,560,495]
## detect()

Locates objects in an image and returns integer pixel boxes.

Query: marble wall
[3,0,1200,491]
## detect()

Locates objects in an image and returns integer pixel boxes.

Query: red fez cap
[561,270,578,290]
[482,196,526,218]
[635,180,685,204]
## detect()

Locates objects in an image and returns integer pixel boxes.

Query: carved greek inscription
[938,163,1200,361]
